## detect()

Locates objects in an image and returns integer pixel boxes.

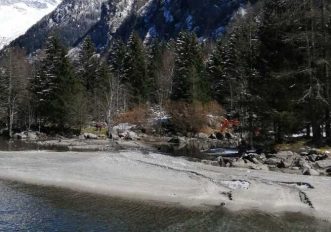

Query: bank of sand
[0,150,330,221]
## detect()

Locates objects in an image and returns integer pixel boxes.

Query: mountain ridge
[9,0,251,53]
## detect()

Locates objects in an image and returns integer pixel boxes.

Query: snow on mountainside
[10,0,108,53]
[0,0,62,50]
[10,0,251,54]
[86,0,247,50]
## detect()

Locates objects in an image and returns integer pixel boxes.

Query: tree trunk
[306,123,311,138]
[312,121,322,142]
[7,48,13,138]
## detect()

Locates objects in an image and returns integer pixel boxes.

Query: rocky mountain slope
[86,0,248,50]
[0,0,61,50]
[10,0,108,53]
[10,0,250,53]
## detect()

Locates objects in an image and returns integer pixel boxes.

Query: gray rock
[210,161,220,167]
[303,168,320,176]
[83,133,98,140]
[299,147,310,156]
[111,133,120,140]
[296,158,311,169]
[308,154,317,162]
[280,156,297,168]
[201,160,212,165]
[27,132,38,140]
[276,151,294,157]
[252,164,269,171]
[196,133,209,139]
[252,157,260,164]
[209,134,217,139]
[217,156,225,167]
[125,131,139,140]
[78,134,85,140]
[265,158,281,166]
[316,160,331,169]
[316,154,328,161]
[232,158,268,170]
[13,132,27,140]
[232,159,247,168]
[309,168,320,176]
[300,151,309,156]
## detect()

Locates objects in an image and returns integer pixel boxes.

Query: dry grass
[114,105,150,126]
[274,140,308,153]
[166,101,224,134]
[82,126,108,136]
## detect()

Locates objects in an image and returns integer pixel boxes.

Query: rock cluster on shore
[199,149,331,176]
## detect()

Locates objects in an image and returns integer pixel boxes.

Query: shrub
[166,101,224,135]
[113,104,150,126]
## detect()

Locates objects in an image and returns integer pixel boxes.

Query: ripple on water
[0,180,331,232]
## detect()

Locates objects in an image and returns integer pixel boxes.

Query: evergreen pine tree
[78,36,99,92]
[123,32,148,106]
[109,39,128,112]
[32,36,85,129]
[171,31,208,102]
[147,39,166,104]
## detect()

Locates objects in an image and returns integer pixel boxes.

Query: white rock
[13,132,27,140]
[84,133,98,140]
[125,131,139,140]
[27,132,38,140]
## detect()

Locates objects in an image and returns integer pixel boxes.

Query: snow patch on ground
[221,180,250,190]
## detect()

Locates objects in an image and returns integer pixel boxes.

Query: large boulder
[303,168,320,176]
[110,123,139,140]
[13,132,27,140]
[264,157,281,166]
[125,131,139,140]
[316,160,331,169]
[296,158,311,169]
[281,155,299,168]
[27,132,38,140]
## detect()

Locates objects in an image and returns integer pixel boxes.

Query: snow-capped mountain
[11,0,251,54]
[0,0,62,50]
[11,0,108,53]
[86,0,247,50]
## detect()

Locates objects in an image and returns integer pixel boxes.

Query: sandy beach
[0,150,330,222]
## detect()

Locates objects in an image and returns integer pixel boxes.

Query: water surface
[0,180,330,232]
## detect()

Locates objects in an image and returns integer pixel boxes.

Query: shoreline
[0,150,330,222]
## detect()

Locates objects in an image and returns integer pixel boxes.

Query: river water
[0,138,331,231]
[0,180,330,232]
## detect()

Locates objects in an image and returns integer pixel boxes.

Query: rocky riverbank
[9,127,331,178]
